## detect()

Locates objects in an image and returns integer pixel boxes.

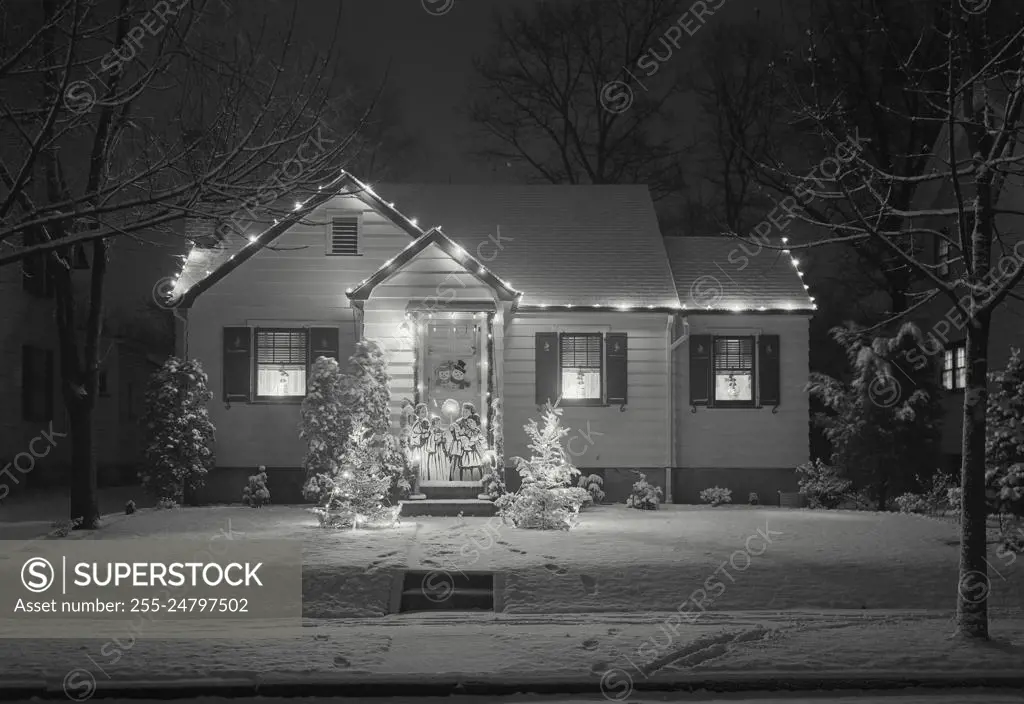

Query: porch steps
[398,570,494,612]
[418,485,482,500]
[400,499,495,517]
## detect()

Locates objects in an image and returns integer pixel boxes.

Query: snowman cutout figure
[451,360,471,390]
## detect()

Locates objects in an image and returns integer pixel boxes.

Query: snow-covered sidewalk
[4,610,1023,691]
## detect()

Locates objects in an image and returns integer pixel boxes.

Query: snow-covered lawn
[67,503,1024,617]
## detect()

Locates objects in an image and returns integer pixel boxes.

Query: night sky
[111,0,783,320]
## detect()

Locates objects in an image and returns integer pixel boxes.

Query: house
[905,109,1024,474]
[0,245,157,495]
[172,173,813,505]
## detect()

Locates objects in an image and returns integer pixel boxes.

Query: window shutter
[223,327,252,402]
[328,217,359,255]
[45,349,54,420]
[689,335,711,407]
[758,334,780,406]
[309,327,340,364]
[535,332,559,406]
[605,332,628,405]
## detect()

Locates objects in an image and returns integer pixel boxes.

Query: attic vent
[328,217,359,256]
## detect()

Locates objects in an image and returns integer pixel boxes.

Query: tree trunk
[956,312,991,639]
[68,401,100,529]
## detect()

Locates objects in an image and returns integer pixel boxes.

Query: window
[97,370,110,396]
[942,340,967,391]
[21,346,54,421]
[255,328,308,398]
[713,336,755,406]
[559,333,602,402]
[327,216,360,255]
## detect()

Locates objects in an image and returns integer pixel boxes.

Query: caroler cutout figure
[422,415,450,481]
[448,402,485,481]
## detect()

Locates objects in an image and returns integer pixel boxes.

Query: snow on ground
[43,503,1024,616]
[2,612,1023,685]
[2,505,1023,684]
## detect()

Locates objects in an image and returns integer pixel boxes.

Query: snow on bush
[987,349,1024,524]
[578,473,605,504]
[699,486,733,506]
[795,459,854,509]
[301,341,409,529]
[141,357,215,503]
[496,403,585,530]
[242,466,270,508]
[894,492,929,514]
[626,471,662,510]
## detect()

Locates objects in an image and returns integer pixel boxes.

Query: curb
[5,671,1024,700]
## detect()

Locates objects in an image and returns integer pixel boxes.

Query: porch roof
[345,227,521,303]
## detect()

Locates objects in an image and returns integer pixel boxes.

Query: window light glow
[411,218,418,227]
[781,237,788,243]
[294,202,302,210]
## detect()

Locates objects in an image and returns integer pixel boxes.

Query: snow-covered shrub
[699,486,732,506]
[242,466,270,508]
[300,357,350,499]
[998,528,1024,556]
[50,517,82,537]
[795,459,854,509]
[946,487,962,516]
[481,467,507,500]
[748,492,760,505]
[894,492,929,514]
[125,500,136,515]
[156,497,178,510]
[496,403,582,530]
[626,471,662,510]
[578,473,605,504]
[555,486,594,510]
[141,358,215,503]
[807,324,943,510]
[987,348,1024,522]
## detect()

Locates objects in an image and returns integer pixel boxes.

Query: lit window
[713,336,755,406]
[560,333,602,401]
[255,329,308,397]
[942,341,967,391]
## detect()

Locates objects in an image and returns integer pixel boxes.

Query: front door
[416,315,489,484]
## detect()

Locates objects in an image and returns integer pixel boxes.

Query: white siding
[502,312,672,468]
[186,194,411,468]
[673,314,810,469]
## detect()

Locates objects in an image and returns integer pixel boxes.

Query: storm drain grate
[397,570,495,613]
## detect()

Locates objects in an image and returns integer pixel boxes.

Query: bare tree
[0,0,380,527]
[683,17,787,234]
[469,0,689,206]
[764,1,1024,639]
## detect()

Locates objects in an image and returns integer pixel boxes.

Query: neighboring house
[905,108,1024,473]
[0,245,157,494]
[173,173,814,504]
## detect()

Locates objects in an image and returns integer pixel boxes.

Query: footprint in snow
[334,655,351,668]
[607,628,620,636]
[544,563,569,576]
[579,574,598,595]
[581,638,600,650]
[378,551,399,558]
[508,547,528,555]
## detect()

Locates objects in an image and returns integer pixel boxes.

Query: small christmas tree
[496,403,585,529]
[517,403,580,488]
[986,348,1024,525]
[141,358,215,503]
